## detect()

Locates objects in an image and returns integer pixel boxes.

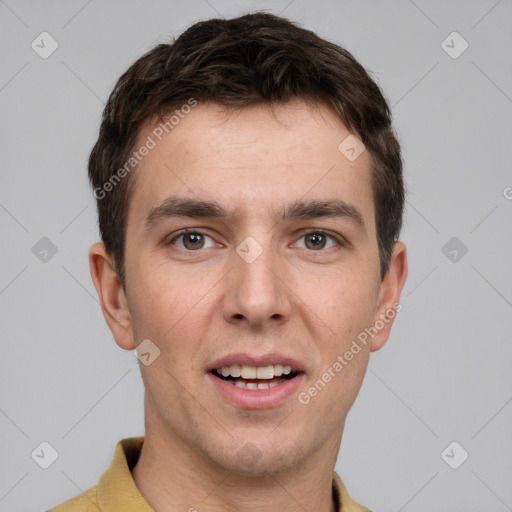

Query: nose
[222,239,292,329]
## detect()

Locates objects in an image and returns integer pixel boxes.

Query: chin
[206,435,311,476]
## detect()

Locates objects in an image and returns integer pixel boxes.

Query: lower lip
[206,372,304,409]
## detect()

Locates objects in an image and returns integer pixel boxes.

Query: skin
[90,99,407,512]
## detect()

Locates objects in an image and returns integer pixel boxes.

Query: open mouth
[210,364,300,390]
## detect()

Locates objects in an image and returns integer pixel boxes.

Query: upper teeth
[217,364,293,379]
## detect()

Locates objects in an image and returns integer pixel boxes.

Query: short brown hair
[89,12,404,289]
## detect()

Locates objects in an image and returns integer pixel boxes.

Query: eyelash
[167,228,348,252]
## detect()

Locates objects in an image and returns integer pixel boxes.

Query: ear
[370,241,408,352]
[89,242,135,351]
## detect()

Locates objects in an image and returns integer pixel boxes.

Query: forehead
[128,100,375,231]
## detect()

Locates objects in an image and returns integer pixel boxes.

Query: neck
[132,405,341,512]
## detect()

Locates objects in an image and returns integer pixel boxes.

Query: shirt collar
[97,437,151,511]
[97,437,369,512]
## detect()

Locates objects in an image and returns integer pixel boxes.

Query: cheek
[299,269,376,406]
[303,268,377,338]
[127,262,184,340]
[128,261,216,367]
[303,290,373,417]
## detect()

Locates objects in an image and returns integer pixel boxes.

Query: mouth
[206,358,305,409]
[210,363,301,390]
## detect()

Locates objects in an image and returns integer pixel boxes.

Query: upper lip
[206,352,305,373]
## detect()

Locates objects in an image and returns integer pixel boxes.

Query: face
[94,100,406,475]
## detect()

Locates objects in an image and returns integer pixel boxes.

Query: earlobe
[89,242,135,351]
[370,241,408,352]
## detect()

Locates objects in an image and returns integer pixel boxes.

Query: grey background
[1,0,511,510]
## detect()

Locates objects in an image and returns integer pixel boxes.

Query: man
[50,11,407,512]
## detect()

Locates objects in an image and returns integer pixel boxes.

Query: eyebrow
[144,196,366,232]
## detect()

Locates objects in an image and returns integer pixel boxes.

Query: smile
[212,364,298,390]
[206,358,305,409]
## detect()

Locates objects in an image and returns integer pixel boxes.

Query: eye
[169,229,217,251]
[294,230,341,251]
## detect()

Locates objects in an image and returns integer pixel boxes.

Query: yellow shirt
[49,437,371,512]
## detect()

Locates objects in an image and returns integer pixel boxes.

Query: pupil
[307,233,325,250]
[185,233,203,249]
